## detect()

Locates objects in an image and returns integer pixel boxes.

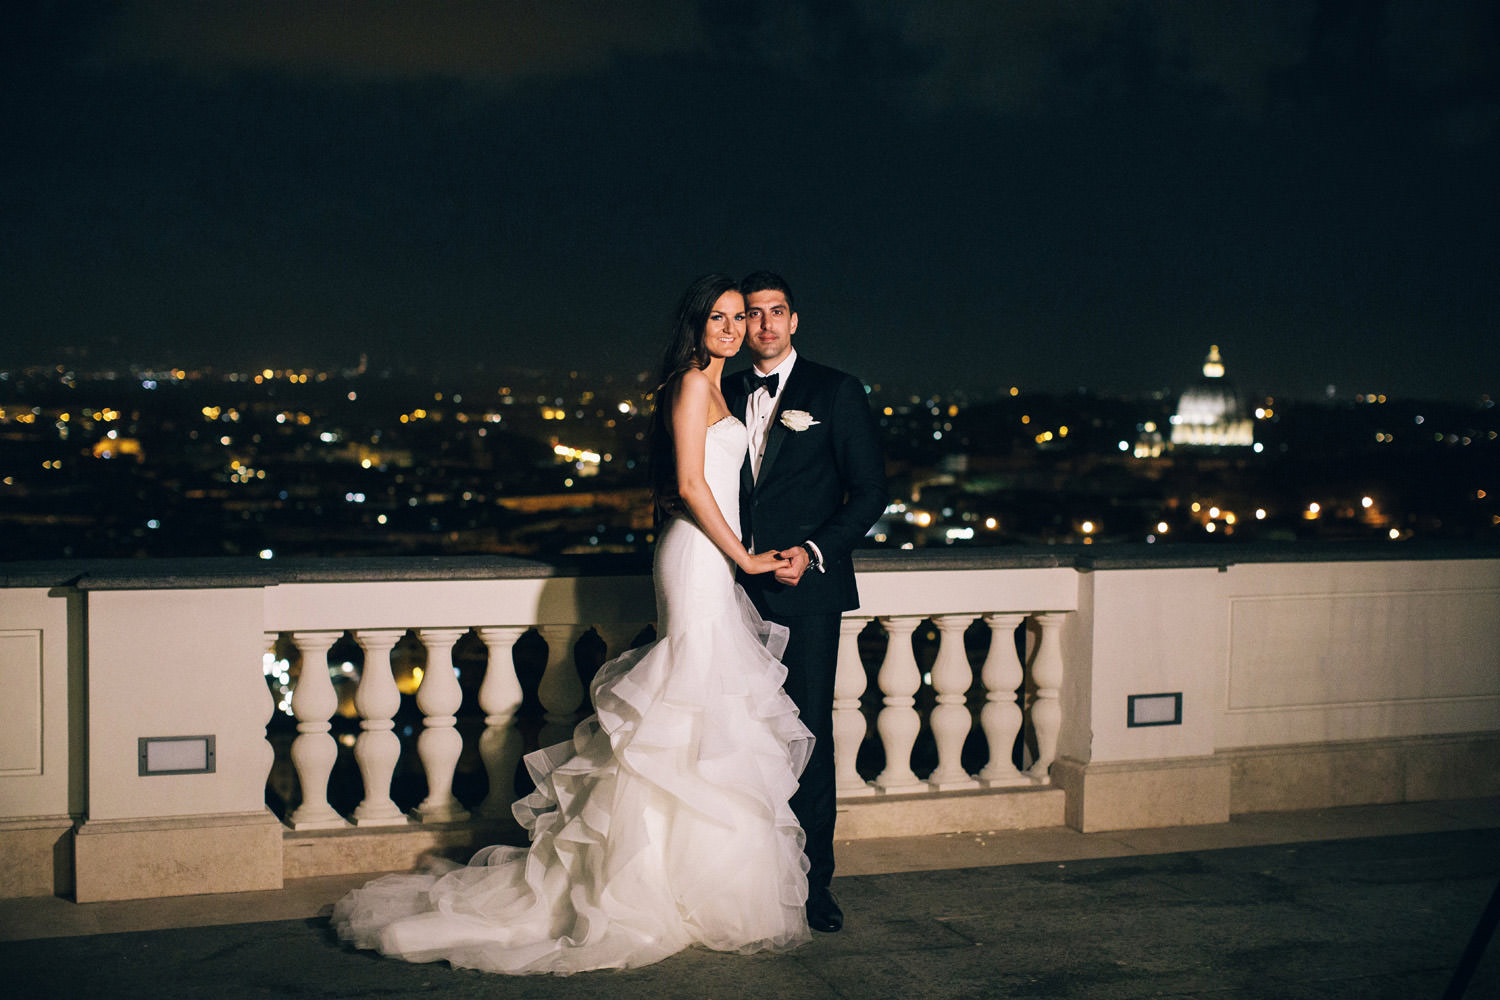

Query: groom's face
[744,289,798,371]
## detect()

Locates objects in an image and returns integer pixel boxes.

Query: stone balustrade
[268,604,1069,835]
[2,544,1498,902]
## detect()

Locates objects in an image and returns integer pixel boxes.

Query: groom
[725,271,887,933]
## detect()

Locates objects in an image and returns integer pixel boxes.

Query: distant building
[1170,345,1254,448]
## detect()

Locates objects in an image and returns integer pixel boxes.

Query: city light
[1,358,1493,562]
[553,443,601,465]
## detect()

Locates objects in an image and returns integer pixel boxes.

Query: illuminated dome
[1170,345,1254,448]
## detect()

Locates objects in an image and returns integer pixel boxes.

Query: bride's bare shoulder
[672,369,715,405]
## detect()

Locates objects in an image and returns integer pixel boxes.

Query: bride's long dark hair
[649,273,739,528]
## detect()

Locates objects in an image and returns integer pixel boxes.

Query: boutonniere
[779,409,820,432]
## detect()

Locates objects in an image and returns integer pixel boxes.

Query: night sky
[4,1,1497,401]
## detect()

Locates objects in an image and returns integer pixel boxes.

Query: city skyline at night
[3,354,1495,563]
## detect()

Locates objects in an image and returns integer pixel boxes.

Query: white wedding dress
[331,415,813,975]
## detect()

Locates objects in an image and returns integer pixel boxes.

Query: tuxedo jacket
[725,356,888,617]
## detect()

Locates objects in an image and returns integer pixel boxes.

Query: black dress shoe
[806,886,843,933]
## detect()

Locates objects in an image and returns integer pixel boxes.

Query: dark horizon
[4,1,1497,403]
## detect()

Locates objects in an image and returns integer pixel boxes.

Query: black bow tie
[750,372,780,397]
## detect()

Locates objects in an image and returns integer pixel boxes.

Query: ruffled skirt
[331,583,813,975]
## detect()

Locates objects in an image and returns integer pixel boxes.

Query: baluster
[592,622,642,703]
[977,613,1029,787]
[833,617,875,797]
[349,629,407,826]
[594,622,642,663]
[412,628,471,822]
[872,616,925,794]
[1025,613,1066,782]
[256,634,277,798]
[537,624,585,748]
[287,631,348,829]
[927,615,980,791]
[474,626,528,821]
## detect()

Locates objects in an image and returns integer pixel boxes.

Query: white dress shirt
[747,350,797,482]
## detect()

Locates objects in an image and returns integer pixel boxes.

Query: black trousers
[764,609,841,892]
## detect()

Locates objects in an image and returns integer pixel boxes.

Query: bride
[331,275,814,975]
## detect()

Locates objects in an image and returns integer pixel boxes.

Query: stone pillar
[412,628,470,822]
[473,626,527,821]
[348,629,407,827]
[927,615,979,791]
[537,624,585,749]
[872,616,925,794]
[977,613,1029,787]
[287,631,348,829]
[833,617,875,797]
[1026,613,1065,782]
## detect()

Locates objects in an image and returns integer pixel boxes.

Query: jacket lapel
[755,363,808,486]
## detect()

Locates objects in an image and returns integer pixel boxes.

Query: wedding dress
[331,415,813,974]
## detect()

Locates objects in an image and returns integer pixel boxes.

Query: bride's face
[702,290,746,360]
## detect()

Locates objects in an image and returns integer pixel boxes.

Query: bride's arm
[672,371,784,575]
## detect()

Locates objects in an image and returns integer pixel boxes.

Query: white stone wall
[1216,558,1500,747]
[0,588,76,820]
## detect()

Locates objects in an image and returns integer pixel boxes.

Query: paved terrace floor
[3,799,1498,999]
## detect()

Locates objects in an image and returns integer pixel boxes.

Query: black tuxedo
[725,355,887,893]
[725,357,888,613]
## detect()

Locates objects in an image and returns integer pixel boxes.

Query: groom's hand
[773,545,810,586]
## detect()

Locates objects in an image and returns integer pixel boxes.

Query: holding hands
[737,546,810,584]
[771,545,810,586]
[740,550,790,576]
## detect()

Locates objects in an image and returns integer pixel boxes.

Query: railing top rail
[3,541,1497,590]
